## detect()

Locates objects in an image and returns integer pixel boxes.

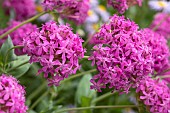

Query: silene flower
[136,77,170,113]
[140,28,170,74]
[23,21,85,86]
[150,13,170,39]
[42,0,90,24]
[107,0,143,14]
[89,14,153,93]
[3,0,36,20]
[0,20,38,55]
[0,74,27,113]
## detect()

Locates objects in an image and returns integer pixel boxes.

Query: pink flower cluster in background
[136,77,170,113]
[0,20,38,55]
[3,0,36,21]
[0,74,27,113]
[141,28,170,74]
[107,0,142,14]
[150,13,170,39]
[23,21,85,86]
[42,0,90,24]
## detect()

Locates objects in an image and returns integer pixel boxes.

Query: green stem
[91,92,114,104]
[27,82,47,100]
[83,35,93,47]
[61,69,97,83]
[84,56,90,59]
[4,45,24,67]
[50,11,59,22]
[29,90,49,110]
[0,11,48,39]
[7,60,29,72]
[55,105,139,113]
[136,93,144,113]
[28,69,96,110]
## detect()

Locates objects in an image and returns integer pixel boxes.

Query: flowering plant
[0,0,170,113]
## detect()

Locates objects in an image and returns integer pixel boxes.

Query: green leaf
[0,36,16,65]
[7,55,31,77]
[75,74,96,106]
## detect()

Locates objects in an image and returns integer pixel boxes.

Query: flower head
[0,20,38,55]
[0,74,27,113]
[3,0,36,20]
[42,0,90,24]
[23,21,85,86]
[150,13,170,39]
[141,28,170,74]
[107,0,142,14]
[136,77,170,113]
[89,15,153,93]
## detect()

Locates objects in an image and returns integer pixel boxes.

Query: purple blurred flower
[0,20,38,55]
[136,77,170,113]
[107,0,142,14]
[89,15,153,93]
[150,13,170,39]
[23,21,85,86]
[3,0,36,21]
[141,28,170,74]
[0,74,27,113]
[42,0,90,24]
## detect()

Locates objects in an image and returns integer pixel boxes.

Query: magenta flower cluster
[0,20,37,55]
[42,0,90,24]
[23,21,85,86]
[136,77,170,113]
[107,0,142,14]
[141,28,170,74]
[150,13,170,39]
[89,15,153,93]
[0,74,27,113]
[3,0,36,21]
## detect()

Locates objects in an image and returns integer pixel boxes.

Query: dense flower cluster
[23,21,85,86]
[42,0,90,24]
[3,0,36,20]
[0,74,27,113]
[89,15,153,93]
[136,77,170,113]
[0,20,38,55]
[141,28,170,74]
[107,0,142,14]
[150,13,170,39]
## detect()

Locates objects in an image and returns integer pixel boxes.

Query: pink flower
[0,74,27,113]
[23,21,85,86]
[0,20,38,55]
[3,0,36,21]
[136,77,170,113]
[150,13,170,39]
[42,0,90,24]
[89,15,153,93]
[107,0,142,14]
[140,28,170,74]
